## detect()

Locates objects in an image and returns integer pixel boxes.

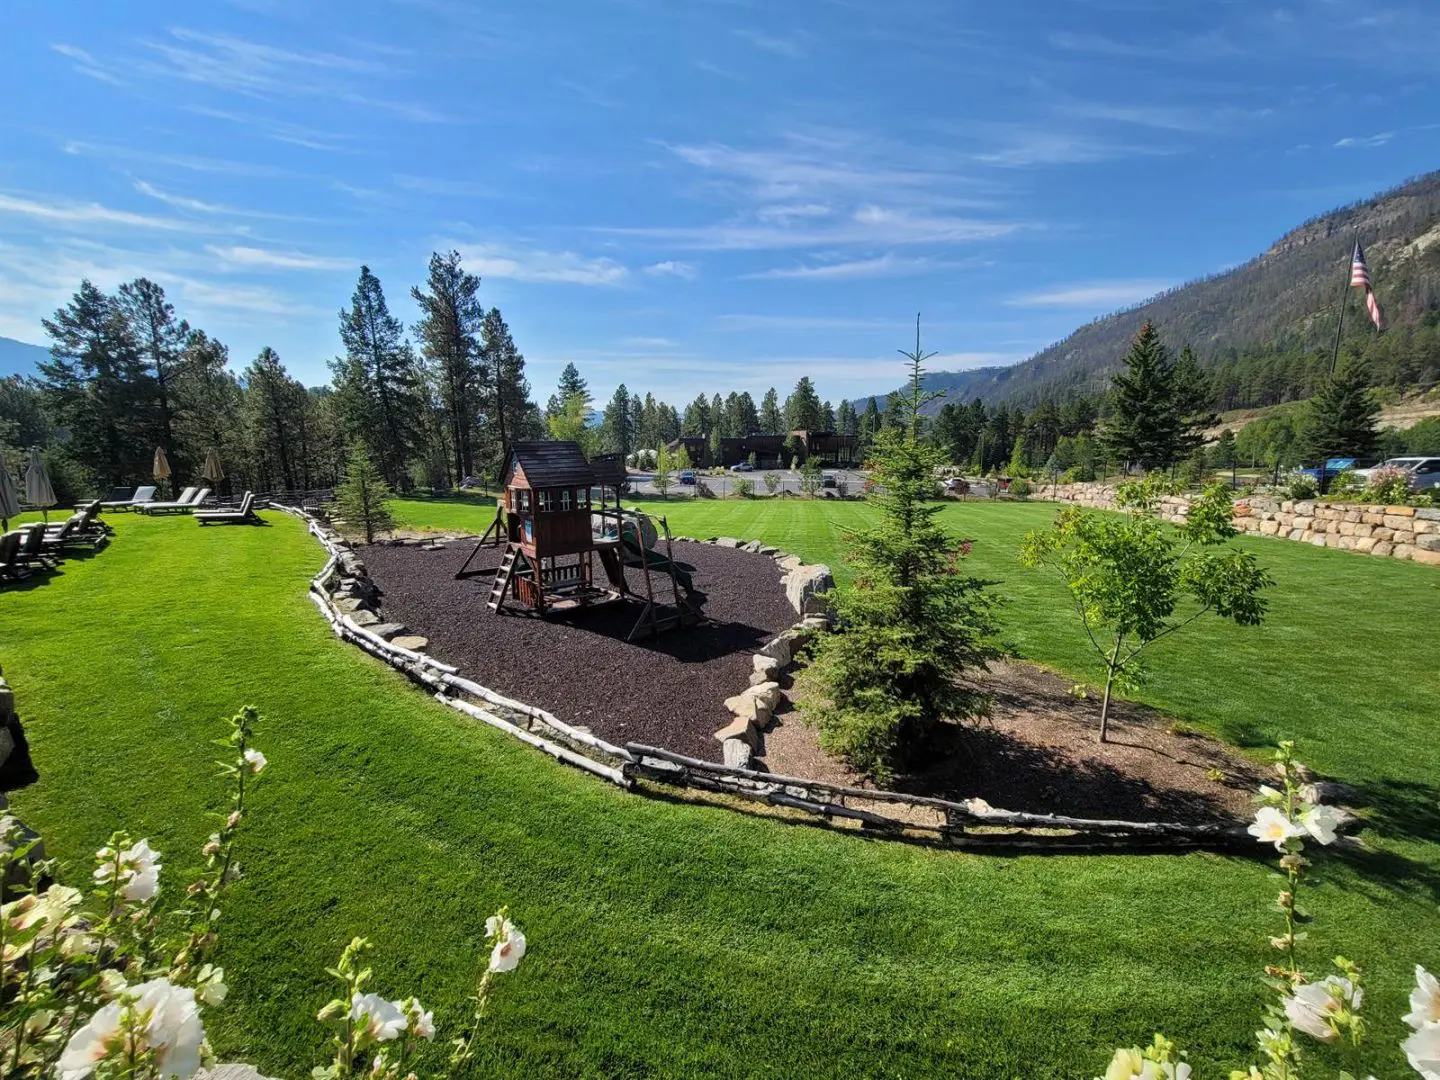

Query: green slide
[617,532,694,594]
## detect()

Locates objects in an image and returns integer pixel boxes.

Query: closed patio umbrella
[153,447,172,499]
[25,447,57,523]
[202,448,224,486]
[0,458,19,530]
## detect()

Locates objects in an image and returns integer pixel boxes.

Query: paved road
[626,468,868,498]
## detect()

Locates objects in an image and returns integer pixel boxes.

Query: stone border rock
[1051,482,1440,566]
[670,536,834,770]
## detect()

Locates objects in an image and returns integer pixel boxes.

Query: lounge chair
[101,485,157,511]
[14,525,56,572]
[0,532,24,582]
[98,486,134,507]
[46,500,105,537]
[196,491,259,526]
[140,487,209,515]
[41,508,109,551]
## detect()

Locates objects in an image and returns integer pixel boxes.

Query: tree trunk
[1099,634,1124,743]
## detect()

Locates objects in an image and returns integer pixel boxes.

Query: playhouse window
[576,487,589,508]
[516,490,531,513]
[538,490,552,512]
[559,489,572,511]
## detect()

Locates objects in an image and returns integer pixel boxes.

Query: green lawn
[1,504,1436,1077]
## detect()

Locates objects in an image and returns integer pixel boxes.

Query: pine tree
[478,308,539,477]
[1102,321,1179,471]
[682,394,711,437]
[116,278,193,486]
[1170,345,1217,464]
[1302,354,1380,462]
[602,383,634,457]
[243,348,308,491]
[335,266,422,488]
[333,442,395,543]
[785,377,824,431]
[1214,428,1238,485]
[821,400,837,431]
[836,399,857,436]
[547,363,588,419]
[759,388,783,434]
[799,339,1000,783]
[40,280,153,485]
[411,251,484,484]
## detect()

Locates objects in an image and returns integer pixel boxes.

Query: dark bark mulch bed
[765,660,1270,825]
[361,540,796,760]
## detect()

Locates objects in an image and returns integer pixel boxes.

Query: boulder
[391,635,430,651]
[1301,781,1361,805]
[723,693,771,727]
[756,636,793,666]
[349,610,381,628]
[747,681,782,712]
[369,623,409,641]
[784,564,834,615]
[740,539,764,553]
[776,555,803,573]
[752,654,783,682]
[333,597,372,615]
[714,716,756,747]
[758,545,779,557]
[713,537,742,548]
[0,816,44,902]
[199,1066,280,1080]
[722,738,753,769]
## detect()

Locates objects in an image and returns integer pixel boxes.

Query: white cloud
[643,260,697,279]
[1334,132,1394,149]
[0,193,198,232]
[456,244,628,286]
[974,129,1170,168]
[207,245,353,271]
[742,253,970,281]
[733,29,810,57]
[1008,280,1172,308]
[619,336,677,348]
[710,314,897,332]
[50,43,125,86]
[606,208,1018,251]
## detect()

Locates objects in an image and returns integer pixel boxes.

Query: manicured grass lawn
[2,505,1436,1077]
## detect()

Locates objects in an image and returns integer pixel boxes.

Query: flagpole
[1327,234,1356,378]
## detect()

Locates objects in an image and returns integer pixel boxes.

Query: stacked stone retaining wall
[1051,483,1440,566]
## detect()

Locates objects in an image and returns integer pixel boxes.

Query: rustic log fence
[275,504,1252,852]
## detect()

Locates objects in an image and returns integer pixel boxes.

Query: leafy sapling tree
[1020,477,1272,742]
[333,443,396,543]
[800,318,1001,782]
[653,442,673,499]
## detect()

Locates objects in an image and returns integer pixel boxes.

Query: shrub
[763,471,781,495]
[1285,473,1318,501]
[1008,477,1031,500]
[1363,464,1413,505]
[732,477,754,498]
[1328,468,1363,498]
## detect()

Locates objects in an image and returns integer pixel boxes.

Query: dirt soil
[763,659,1269,825]
[361,539,796,761]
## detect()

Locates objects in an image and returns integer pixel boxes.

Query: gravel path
[362,539,796,760]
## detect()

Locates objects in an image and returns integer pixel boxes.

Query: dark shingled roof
[506,441,596,488]
[588,453,628,487]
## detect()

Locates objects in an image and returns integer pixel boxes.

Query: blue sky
[2,0,1437,405]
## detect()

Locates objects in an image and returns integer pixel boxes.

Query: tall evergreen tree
[1170,345,1218,464]
[40,280,152,484]
[731,391,760,437]
[1302,354,1380,462]
[411,250,484,484]
[244,348,308,491]
[116,278,193,485]
[785,376,823,431]
[477,308,540,475]
[334,266,422,488]
[759,388,784,434]
[836,399,857,436]
[821,400,837,431]
[682,394,711,436]
[602,383,634,457]
[1101,321,1179,471]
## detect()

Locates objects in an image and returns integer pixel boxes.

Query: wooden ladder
[487,546,519,612]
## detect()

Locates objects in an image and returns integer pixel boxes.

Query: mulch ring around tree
[763,660,1272,825]
[361,539,797,761]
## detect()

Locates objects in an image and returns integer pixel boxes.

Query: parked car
[678,470,696,485]
[821,473,837,488]
[1352,456,1440,491]
[730,462,755,472]
[1294,458,1365,493]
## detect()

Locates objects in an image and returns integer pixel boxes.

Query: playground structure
[454,442,701,641]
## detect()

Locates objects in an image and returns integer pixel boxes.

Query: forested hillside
[859,172,1440,414]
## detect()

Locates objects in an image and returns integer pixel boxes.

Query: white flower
[1405,966,1440,1030]
[1102,1047,1145,1080]
[350,993,407,1043]
[60,978,203,1080]
[402,999,435,1041]
[243,748,267,774]
[1299,803,1343,846]
[1284,976,1360,1044]
[1257,784,1285,804]
[95,839,162,902]
[1248,806,1304,851]
[486,914,526,974]
[1403,1022,1440,1080]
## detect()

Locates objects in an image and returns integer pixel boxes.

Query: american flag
[1351,241,1383,330]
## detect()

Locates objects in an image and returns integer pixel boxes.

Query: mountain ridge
[851,171,1440,415]
[0,337,49,379]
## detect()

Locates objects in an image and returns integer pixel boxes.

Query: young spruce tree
[800,316,1001,783]
[333,443,395,544]
[1301,354,1380,463]
[1102,321,1178,472]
